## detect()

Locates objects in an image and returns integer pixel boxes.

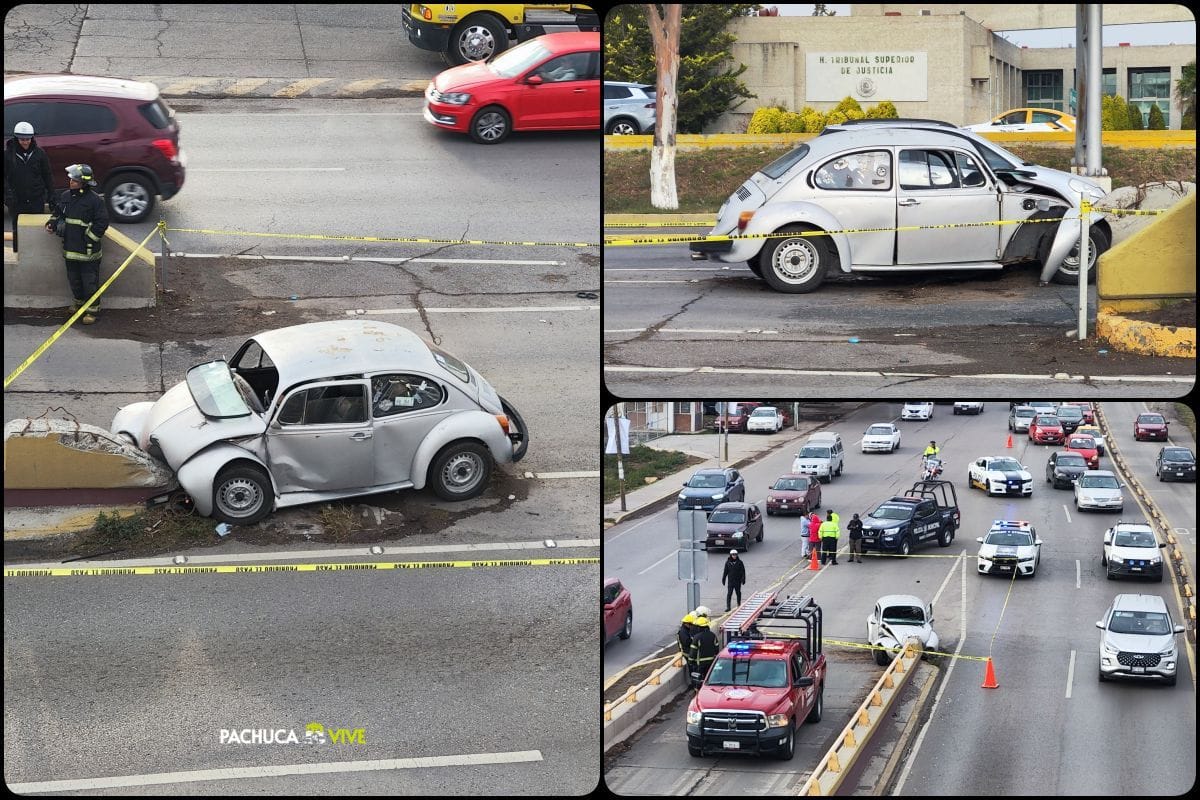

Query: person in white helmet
[4,121,54,252]
[46,164,109,324]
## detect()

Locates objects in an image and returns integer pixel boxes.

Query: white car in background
[968,456,1033,497]
[901,402,933,421]
[867,595,939,666]
[953,402,984,415]
[862,423,902,453]
[976,520,1042,578]
[1075,469,1125,512]
[746,405,784,433]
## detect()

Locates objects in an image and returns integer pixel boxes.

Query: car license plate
[723,740,740,750]
[862,538,875,545]
[1131,567,1142,572]
[780,503,789,508]
[715,539,724,546]
[1000,566,1012,572]
[1178,472,1186,477]
[1132,666,1145,674]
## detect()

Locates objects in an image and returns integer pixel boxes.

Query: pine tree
[605,5,758,134]
[1127,104,1145,130]
[1146,103,1166,130]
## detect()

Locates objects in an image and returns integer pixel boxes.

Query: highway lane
[603,402,1196,795]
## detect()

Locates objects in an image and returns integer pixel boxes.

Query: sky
[768,4,1196,47]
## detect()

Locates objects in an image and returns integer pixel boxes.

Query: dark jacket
[677,622,694,656]
[722,557,746,587]
[848,517,864,540]
[4,136,54,206]
[49,185,109,262]
[689,626,720,669]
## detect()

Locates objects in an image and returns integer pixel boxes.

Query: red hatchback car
[1133,412,1169,441]
[1063,434,1100,470]
[766,473,822,516]
[603,577,632,644]
[4,74,186,223]
[423,31,599,144]
[1029,414,1065,444]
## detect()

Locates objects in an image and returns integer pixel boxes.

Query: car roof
[775,473,812,480]
[712,501,752,511]
[604,80,651,88]
[1112,521,1154,532]
[603,577,622,589]
[532,31,600,52]
[1110,594,1169,613]
[1082,469,1116,477]
[877,593,926,608]
[248,320,439,386]
[4,73,161,101]
[807,431,840,440]
[770,126,999,170]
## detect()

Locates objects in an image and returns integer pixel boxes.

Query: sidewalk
[603,421,829,525]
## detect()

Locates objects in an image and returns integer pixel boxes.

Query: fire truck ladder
[720,589,777,647]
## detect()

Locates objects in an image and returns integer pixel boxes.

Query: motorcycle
[921,457,944,480]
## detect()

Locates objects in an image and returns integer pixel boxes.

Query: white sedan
[976,520,1042,578]
[867,595,939,666]
[862,422,901,453]
[901,402,933,420]
[968,456,1033,497]
[745,405,784,433]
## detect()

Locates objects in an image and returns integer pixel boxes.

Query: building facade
[709,6,1194,132]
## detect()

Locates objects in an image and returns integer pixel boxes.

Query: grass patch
[604,144,1196,215]
[1173,403,1196,442]
[318,504,362,538]
[82,506,217,555]
[603,445,705,504]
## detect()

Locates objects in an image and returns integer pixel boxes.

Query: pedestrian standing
[807,512,821,558]
[848,512,864,562]
[722,550,746,611]
[46,164,108,324]
[819,510,840,565]
[689,615,720,687]
[4,121,54,253]
[678,612,696,675]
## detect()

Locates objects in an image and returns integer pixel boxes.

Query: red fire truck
[685,591,825,760]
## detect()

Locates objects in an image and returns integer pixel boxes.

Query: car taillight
[495,414,510,433]
[738,211,754,231]
[152,138,178,161]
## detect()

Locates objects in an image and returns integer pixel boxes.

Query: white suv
[1102,522,1166,582]
[1096,594,1184,685]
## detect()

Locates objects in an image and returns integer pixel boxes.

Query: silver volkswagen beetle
[691,120,1110,293]
[111,320,527,524]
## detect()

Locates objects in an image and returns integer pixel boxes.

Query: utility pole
[609,405,627,511]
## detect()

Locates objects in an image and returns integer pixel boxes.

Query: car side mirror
[976,537,984,543]
[795,675,814,687]
[683,482,689,487]
[526,74,544,85]
[603,602,614,611]
[1160,542,1167,549]
[1034,539,1043,546]
[1095,621,1105,629]
[1174,625,1186,634]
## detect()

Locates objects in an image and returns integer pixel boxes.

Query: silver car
[111,320,528,524]
[690,121,1110,293]
[1096,593,1184,685]
[1074,469,1124,513]
[603,81,656,135]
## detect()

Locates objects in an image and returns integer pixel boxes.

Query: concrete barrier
[3,213,156,309]
[604,656,688,753]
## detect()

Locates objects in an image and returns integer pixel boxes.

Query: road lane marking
[605,507,671,541]
[171,253,564,265]
[1063,505,1072,524]
[523,470,598,479]
[1076,559,1081,589]
[1066,650,1076,698]
[8,751,544,793]
[639,548,679,576]
[353,305,598,315]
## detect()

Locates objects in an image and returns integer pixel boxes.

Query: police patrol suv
[976,520,1042,578]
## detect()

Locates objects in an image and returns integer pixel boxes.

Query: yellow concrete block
[1098,194,1196,300]
[1096,305,1197,358]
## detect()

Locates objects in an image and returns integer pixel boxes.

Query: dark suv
[5,74,186,223]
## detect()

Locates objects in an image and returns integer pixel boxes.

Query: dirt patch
[1116,299,1197,329]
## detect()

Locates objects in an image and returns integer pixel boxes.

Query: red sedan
[1063,434,1100,470]
[603,577,632,644]
[766,473,822,515]
[1133,412,1169,441]
[423,31,599,143]
[1029,414,1065,445]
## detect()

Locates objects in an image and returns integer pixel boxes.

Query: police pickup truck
[860,480,960,557]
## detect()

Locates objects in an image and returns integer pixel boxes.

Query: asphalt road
[602,401,1196,795]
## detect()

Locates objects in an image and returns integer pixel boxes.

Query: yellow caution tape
[826,639,988,661]
[604,221,714,228]
[4,556,599,578]
[164,226,598,248]
[604,216,1068,246]
[4,227,158,390]
[1092,207,1166,216]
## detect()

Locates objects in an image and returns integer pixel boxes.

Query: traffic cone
[1005,434,1013,449]
[808,545,820,571]
[982,657,999,689]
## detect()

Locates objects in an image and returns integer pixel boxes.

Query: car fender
[410,410,512,490]
[176,444,275,518]
[1038,208,1088,283]
[111,401,155,445]
[744,201,853,274]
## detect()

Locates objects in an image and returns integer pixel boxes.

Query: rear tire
[104,173,156,224]
[619,611,632,640]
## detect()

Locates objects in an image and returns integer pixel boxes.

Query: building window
[1128,68,1171,127]
[1024,70,1064,111]
[1102,69,1117,97]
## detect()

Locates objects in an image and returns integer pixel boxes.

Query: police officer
[4,121,54,253]
[923,441,940,458]
[819,510,840,565]
[847,512,864,562]
[46,164,108,324]
[722,549,746,611]
[688,616,720,687]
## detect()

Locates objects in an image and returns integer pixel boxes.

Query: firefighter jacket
[50,186,108,263]
[689,626,720,671]
[677,622,694,656]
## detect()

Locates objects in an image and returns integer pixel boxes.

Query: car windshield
[1067,437,1095,449]
[1163,449,1194,462]
[798,446,830,458]
[871,503,912,520]
[185,361,252,419]
[1079,474,1119,489]
[1057,407,1083,419]
[1138,414,1165,424]
[773,478,808,491]
[709,509,747,524]
[706,657,788,688]
[1035,416,1061,427]
[1109,610,1171,636]
[759,144,810,180]
[1113,529,1157,548]
[1015,408,1035,418]
[750,408,775,417]
[867,425,893,435]
[1057,454,1086,466]
[989,458,1022,471]
[881,605,926,625]
[489,39,553,78]
[985,529,1033,546]
[688,474,726,488]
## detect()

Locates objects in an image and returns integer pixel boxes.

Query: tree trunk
[645,4,681,210]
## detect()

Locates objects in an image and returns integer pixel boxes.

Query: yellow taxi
[964,108,1076,133]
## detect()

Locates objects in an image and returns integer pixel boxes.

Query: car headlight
[1149,556,1161,564]
[1159,647,1176,658]
[978,554,992,563]
[1108,554,1123,564]
[439,91,472,105]
[734,530,745,537]
[766,713,789,728]
[687,710,702,724]
[1101,642,1119,656]
[679,492,688,500]
[883,527,900,536]
[1018,556,1035,563]
[711,493,725,500]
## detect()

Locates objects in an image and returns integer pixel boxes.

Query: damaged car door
[267,380,374,493]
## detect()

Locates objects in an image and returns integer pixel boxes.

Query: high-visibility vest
[923,446,939,457]
[819,520,840,539]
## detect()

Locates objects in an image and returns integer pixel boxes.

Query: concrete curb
[603,662,689,753]
[1096,305,1197,358]
[137,76,429,100]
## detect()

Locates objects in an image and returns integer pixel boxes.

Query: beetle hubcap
[773,239,818,283]
[218,478,262,516]
[442,452,484,493]
[476,112,506,141]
